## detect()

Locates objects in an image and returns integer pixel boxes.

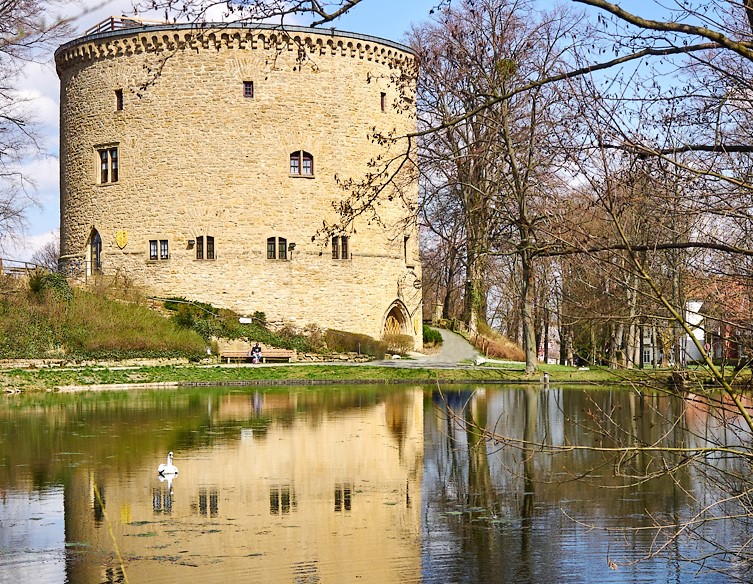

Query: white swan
[158,451,178,475]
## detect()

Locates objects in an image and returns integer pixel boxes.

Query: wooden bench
[220,346,296,364]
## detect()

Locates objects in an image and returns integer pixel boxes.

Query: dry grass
[470,327,526,361]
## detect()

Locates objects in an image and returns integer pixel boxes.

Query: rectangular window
[196,236,204,260]
[290,156,300,175]
[196,235,215,260]
[98,147,119,184]
[381,91,386,112]
[267,236,290,260]
[243,81,254,98]
[332,235,349,259]
[148,239,170,261]
[115,89,123,111]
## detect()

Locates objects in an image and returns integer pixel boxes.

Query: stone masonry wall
[56,23,422,348]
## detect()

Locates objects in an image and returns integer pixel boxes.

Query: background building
[56,19,422,347]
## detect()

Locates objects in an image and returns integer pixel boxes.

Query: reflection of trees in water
[435,386,753,580]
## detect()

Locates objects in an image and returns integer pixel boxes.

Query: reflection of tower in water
[196,488,219,517]
[153,475,176,514]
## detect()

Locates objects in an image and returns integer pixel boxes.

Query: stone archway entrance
[383,302,410,337]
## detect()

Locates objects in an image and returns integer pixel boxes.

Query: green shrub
[383,333,415,355]
[164,298,316,352]
[163,297,218,316]
[325,329,386,359]
[423,325,443,346]
[28,270,73,302]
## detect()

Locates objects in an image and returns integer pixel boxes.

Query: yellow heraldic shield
[115,230,128,249]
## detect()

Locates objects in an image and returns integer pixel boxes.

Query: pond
[0,384,748,583]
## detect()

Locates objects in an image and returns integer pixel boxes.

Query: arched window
[89,229,102,274]
[289,151,313,176]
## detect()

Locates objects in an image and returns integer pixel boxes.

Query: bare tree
[30,234,59,271]
[0,0,72,250]
[136,0,366,27]
[410,0,583,373]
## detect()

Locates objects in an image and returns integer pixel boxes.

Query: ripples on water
[0,385,745,583]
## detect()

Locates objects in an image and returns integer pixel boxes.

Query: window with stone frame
[196,235,215,260]
[332,235,349,260]
[115,89,124,111]
[289,151,313,176]
[149,239,169,261]
[98,146,119,184]
[243,81,254,98]
[267,236,288,260]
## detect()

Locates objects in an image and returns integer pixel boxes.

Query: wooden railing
[85,16,166,36]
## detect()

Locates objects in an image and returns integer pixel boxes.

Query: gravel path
[375,327,479,368]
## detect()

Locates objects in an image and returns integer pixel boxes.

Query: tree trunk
[522,254,538,374]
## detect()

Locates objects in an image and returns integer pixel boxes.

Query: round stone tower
[55,20,422,348]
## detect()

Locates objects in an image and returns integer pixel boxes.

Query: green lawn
[0,361,687,392]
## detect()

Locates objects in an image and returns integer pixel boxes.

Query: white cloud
[21,156,60,206]
[1,229,58,263]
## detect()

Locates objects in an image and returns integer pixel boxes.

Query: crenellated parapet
[55,21,416,73]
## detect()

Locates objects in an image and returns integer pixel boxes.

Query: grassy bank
[0,361,674,392]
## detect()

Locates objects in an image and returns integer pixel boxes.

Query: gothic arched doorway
[87,228,102,276]
[382,301,411,337]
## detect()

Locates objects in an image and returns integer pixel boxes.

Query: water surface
[0,385,745,582]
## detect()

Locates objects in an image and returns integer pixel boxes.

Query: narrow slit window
[196,236,204,260]
[115,89,123,111]
[380,91,386,112]
[160,240,169,260]
[302,152,313,175]
[331,236,339,260]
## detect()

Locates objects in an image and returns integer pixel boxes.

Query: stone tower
[55,20,422,348]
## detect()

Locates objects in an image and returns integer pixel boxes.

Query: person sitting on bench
[249,342,263,364]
